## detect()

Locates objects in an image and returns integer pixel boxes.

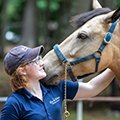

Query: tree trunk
[0,0,8,58]
[21,0,37,47]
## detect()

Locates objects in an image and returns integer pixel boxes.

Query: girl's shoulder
[5,92,22,106]
[5,89,27,106]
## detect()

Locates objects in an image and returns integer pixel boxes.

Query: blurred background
[0,0,120,120]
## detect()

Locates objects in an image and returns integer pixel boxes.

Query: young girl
[0,45,115,120]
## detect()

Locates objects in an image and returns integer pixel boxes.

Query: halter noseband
[53,18,120,81]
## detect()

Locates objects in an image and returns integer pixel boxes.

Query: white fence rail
[75,97,120,120]
[0,97,7,102]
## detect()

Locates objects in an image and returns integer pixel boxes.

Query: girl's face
[23,56,47,81]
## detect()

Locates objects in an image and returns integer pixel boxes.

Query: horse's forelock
[70,8,111,29]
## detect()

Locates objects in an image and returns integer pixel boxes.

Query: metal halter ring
[64,110,70,118]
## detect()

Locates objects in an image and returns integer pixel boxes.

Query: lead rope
[64,63,70,120]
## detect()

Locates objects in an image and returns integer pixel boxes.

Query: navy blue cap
[4,45,44,75]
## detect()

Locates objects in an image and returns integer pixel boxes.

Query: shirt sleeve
[0,96,21,120]
[59,80,79,100]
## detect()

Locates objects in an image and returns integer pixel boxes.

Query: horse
[42,0,120,85]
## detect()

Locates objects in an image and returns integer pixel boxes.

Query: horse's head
[42,0,120,85]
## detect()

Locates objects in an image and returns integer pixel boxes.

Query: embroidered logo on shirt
[49,97,60,105]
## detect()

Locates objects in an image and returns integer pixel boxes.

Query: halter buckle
[104,32,112,44]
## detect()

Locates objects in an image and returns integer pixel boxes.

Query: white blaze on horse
[42,0,120,85]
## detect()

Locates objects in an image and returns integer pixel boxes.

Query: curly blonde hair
[10,66,28,91]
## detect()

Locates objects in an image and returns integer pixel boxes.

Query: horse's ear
[93,0,102,9]
[111,8,120,22]
[104,8,120,23]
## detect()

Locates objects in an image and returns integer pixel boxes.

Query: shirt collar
[40,83,50,96]
[16,88,33,99]
[15,83,50,99]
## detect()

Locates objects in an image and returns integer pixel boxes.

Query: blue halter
[53,18,120,81]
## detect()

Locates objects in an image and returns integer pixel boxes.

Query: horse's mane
[70,8,111,29]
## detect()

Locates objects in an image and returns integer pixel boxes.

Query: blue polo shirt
[0,80,78,120]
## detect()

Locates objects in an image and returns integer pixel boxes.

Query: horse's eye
[77,33,88,39]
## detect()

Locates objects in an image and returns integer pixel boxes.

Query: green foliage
[7,0,61,21]
[7,0,25,21]
[4,0,69,47]
[36,0,47,11]
[116,0,120,7]
[36,0,60,12]
[49,1,60,12]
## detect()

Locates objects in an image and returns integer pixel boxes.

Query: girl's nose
[39,60,44,66]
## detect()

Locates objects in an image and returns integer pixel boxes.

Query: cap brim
[23,45,44,63]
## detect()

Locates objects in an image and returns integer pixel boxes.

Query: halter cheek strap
[53,18,119,81]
